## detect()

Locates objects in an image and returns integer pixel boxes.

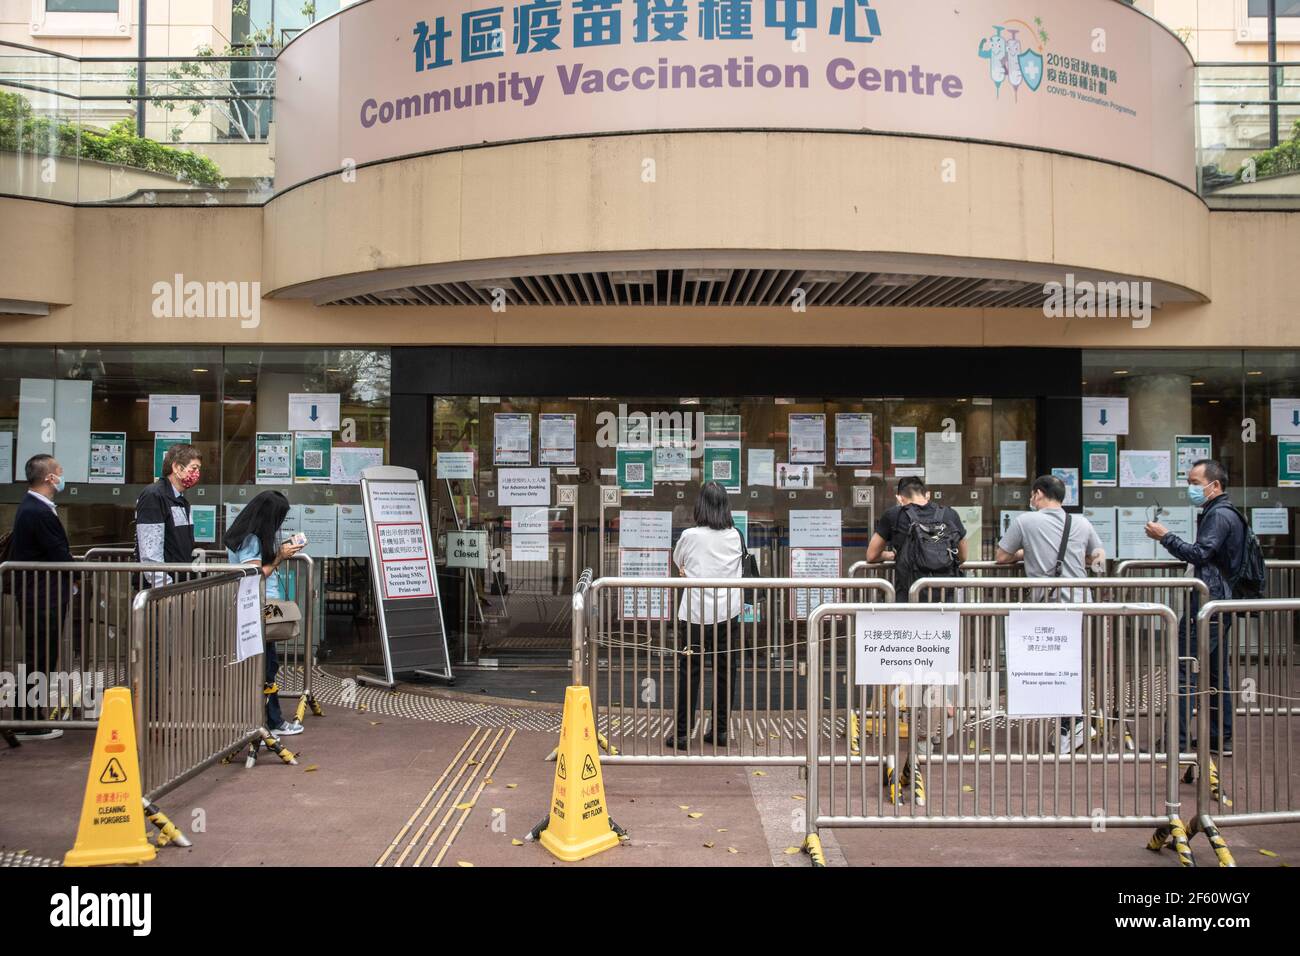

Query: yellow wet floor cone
[536,686,622,862]
[64,687,155,866]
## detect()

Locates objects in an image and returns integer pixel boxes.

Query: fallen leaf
[457,861,474,867]
[783,846,801,855]
[791,794,805,801]
[1260,849,1279,858]
[717,828,728,832]
[981,748,991,754]
[967,741,976,751]
[678,805,690,810]
[769,734,780,739]
[368,721,381,726]
[687,812,703,819]
[491,807,505,814]
[506,783,518,789]
[962,785,974,793]
[358,705,368,712]
[727,847,738,854]
[703,842,715,848]
[752,771,766,777]
[468,760,479,765]
[304,765,318,773]
[454,802,473,810]
[484,778,493,784]
[511,839,523,846]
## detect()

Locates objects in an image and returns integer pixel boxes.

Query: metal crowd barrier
[130,568,268,802]
[847,560,1026,585]
[1183,598,1300,865]
[1,559,255,732]
[84,547,322,723]
[584,576,895,764]
[803,602,1185,858]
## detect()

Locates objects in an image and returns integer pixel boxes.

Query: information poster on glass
[999,440,1027,479]
[1081,436,1118,487]
[789,509,842,619]
[539,412,577,466]
[835,413,873,467]
[1083,506,1117,557]
[655,430,691,482]
[1252,508,1289,536]
[618,510,672,620]
[748,448,774,486]
[1175,435,1212,483]
[702,414,741,493]
[1053,467,1080,507]
[924,432,963,486]
[152,432,190,480]
[331,446,384,485]
[1279,440,1300,488]
[788,413,826,465]
[293,432,332,484]
[493,413,532,465]
[87,432,126,484]
[337,504,369,557]
[191,505,217,543]
[256,432,293,484]
[0,431,12,484]
[891,427,918,466]
[1119,450,1171,488]
[435,451,475,480]
[302,504,339,558]
[616,446,654,496]
[1117,505,1191,560]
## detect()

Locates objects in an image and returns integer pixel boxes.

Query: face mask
[51,474,65,493]
[1029,495,1040,512]
[181,471,201,490]
[1187,483,1206,505]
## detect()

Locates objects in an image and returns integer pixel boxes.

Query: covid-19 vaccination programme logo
[977,17,1047,100]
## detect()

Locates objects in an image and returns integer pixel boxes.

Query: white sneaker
[1059,722,1097,754]
[14,728,63,740]
[271,721,303,737]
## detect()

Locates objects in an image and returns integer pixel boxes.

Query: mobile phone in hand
[290,533,307,547]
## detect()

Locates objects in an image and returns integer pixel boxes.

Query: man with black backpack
[867,476,968,601]
[1145,458,1264,756]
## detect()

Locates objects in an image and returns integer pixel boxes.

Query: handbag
[263,598,302,642]
[736,526,762,606]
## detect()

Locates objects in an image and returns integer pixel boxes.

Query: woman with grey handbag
[226,491,307,737]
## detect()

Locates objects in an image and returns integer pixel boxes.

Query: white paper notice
[511,533,549,562]
[539,413,577,466]
[234,574,264,664]
[1005,610,1084,717]
[1270,398,1300,436]
[1082,397,1129,436]
[855,611,960,686]
[0,431,11,484]
[619,548,671,619]
[1162,506,1196,543]
[288,393,340,432]
[493,413,532,465]
[924,432,963,486]
[789,510,842,548]
[618,510,672,550]
[999,441,1027,479]
[790,547,842,619]
[337,505,369,557]
[512,506,549,535]
[1117,507,1156,560]
[654,444,691,482]
[366,481,423,522]
[1083,507,1117,557]
[1120,450,1171,488]
[1252,507,1289,536]
[301,505,338,558]
[436,451,475,480]
[148,394,200,433]
[834,413,873,466]
[497,468,550,506]
[788,414,826,465]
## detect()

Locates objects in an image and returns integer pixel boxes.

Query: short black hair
[693,481,734,530]
[25,454,58,486]
[1032,474,1066,503]
[1191,458,1228,490]
[896,476,928,499]
[162,443,201,475]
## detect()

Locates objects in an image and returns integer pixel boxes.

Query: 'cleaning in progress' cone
[64,687,155,867]
[538,686,621,862]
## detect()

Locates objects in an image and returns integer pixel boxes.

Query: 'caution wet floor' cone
[64,687,155,867]
[535,686,622,862]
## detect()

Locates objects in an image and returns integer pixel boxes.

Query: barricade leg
[143,799,193,849]
[1189,814,1235,868]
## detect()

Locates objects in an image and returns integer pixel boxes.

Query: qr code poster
[1280,441,1300,488]
[617,447,654,496]
[294,432,332,483]
[703,445,741,493]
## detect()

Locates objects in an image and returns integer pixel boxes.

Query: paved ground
[2,668,1296,868]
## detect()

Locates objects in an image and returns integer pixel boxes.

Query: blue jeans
[1177,612,1233,752]
[265,642,284,727]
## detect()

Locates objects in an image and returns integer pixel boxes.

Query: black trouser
[674,619,739,737]
[21,596,65,721]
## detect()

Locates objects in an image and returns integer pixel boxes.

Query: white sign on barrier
[855,611,959,686]
[1005,610,1084,717]
[234,574,264,664]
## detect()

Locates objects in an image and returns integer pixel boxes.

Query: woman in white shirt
[666,481,744,748]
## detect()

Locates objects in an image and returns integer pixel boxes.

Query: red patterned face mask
[181,471,201,489]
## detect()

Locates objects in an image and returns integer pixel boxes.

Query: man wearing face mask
[135,443,202,588]
[1144,458,1243,755]
[9,455,76,739]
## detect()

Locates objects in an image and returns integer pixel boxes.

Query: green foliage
[1239,119,1300,181]
[0,91,223,186]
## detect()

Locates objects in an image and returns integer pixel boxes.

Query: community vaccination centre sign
[274,0,1193,191]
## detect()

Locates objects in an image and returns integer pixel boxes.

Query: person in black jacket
[135,443,201,587]
[1145,458,1243,754]
[9,455,75,740]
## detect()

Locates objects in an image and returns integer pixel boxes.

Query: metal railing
[847,560,1027,585]
[130,567,266,801]
[584,576,894,764]
[84,547,322,723]
[803,602,1183,850]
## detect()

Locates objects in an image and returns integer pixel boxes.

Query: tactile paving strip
[0,850,60,867]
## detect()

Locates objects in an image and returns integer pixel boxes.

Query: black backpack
[1225,503,1266,600]
[897,505,962,578]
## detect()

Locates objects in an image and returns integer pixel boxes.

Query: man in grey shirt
[996,474,1105,602]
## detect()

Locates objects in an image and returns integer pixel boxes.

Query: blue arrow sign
[169,406,178,423]
[309,404,319,422]
[1099,409,1108,426]
[1292,410,1299,428]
